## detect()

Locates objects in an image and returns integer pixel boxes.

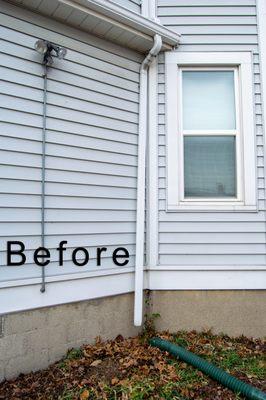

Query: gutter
[134,34,162,326]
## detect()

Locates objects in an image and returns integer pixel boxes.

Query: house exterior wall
[111,0,141,14]
[156,0,266,268]
[0,0,266,383]
[0,1,141,310]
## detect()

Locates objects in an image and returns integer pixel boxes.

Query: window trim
[165,51,257,212]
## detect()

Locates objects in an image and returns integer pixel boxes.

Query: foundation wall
[0,293,140,382]
[151,290,266,338]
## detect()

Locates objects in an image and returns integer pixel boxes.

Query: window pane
[182,71,236,130]
[184,136,236,198]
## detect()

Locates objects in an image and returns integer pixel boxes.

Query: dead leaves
[90,359,102,367]
[0,330,265,400]
[80,389,90,399]
[111,377,120,385]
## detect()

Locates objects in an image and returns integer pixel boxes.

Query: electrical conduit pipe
[134,34,162,326]
[150,338,266,400]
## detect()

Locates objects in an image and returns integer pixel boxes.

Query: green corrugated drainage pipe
[150,338,266,400]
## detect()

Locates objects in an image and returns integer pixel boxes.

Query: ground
[0,330,265,400]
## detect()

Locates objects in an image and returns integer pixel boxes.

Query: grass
[65,348,84,361]
[58,387,84,400]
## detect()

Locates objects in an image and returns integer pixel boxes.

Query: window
[182,68,239,200]
[165,52,257,211]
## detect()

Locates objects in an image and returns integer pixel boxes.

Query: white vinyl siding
[111,0,141,14]
[0,3,141,284]
[157,0,266,266]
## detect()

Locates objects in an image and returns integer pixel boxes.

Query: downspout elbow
[141,34,162,71]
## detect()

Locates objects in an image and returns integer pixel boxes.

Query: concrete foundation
[151,290,266,338]
[0,293,140,382]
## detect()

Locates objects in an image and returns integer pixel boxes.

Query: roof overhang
[56,0,181,53]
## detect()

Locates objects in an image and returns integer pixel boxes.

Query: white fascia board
[0,270,150,315]
[149,270,266,290]
[58,0,180,50]
[0,271,136,315]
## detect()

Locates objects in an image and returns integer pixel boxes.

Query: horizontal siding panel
[158,16,257,25]
[158,26,257,35]
[172,35,258,45]
[0,82,138,122]
[0,244,136,266]
[108,0,140,13]
[0,194,136,210]
[0,208,136,222]
[0,180,137,199]
[1,123,138,148]
[0,233,136,250]
[1,95,138,132]
[158,0,256,6]
[0,166,137,188]
[0,56,139,102]
[160,243,266,255]
[160,222,265,233]
[166,44,259,53]
[160,232,266,244]
[0,109,137,136]
[0,150,137,177]
[45,157,137,177]
[0,256,135,282]
[0,50,139,93]
[0,76,138,113]
[0,121,138,146]
[0,52,139,93]
[159,254,266,265]
[2,222,136,236]
[0,136,137,165]
[46,131,137,152]
[258,178,265,189]
[158,6,256,16]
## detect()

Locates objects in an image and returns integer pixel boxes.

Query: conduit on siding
[40,64,47,293]
[134,34,162,326]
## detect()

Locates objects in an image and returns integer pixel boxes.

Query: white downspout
[134,34,162,326]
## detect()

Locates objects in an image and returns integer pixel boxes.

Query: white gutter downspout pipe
[134,34,162,326]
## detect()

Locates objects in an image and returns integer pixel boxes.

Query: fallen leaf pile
[0,330,265,399]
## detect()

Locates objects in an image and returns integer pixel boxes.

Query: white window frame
[165,52,257,212]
